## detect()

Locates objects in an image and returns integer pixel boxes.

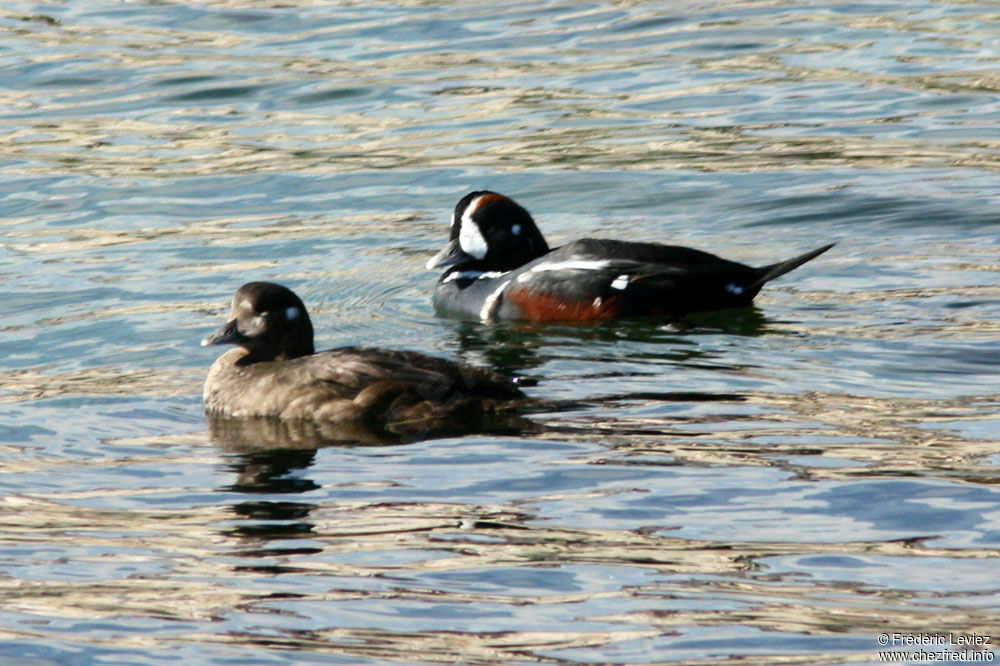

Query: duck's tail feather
[751,243,835,289]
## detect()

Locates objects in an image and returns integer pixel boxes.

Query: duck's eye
[511,224,521,236]
[286,306,301,321]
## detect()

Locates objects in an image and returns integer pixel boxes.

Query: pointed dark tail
[751,243,835,288]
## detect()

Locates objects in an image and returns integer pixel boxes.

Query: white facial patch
[286,306,301,320]
[511,224,521,236]
[725,283,744,295]
[459,199,489,260]
[610,274,629,290]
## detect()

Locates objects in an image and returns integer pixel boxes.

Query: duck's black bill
[201,319,248,347]
[426,239,471,270]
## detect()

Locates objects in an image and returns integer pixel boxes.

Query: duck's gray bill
[201,319,246,347]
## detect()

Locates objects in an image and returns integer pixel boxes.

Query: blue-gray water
[2,1,999,664]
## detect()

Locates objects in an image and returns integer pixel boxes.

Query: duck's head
[202,281,315,362]
[426,191,549,273]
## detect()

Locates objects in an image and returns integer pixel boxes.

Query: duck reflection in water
[209,420,325,561]
[446,305,772,381]
[209,407,533,496]
[208,410,534,560]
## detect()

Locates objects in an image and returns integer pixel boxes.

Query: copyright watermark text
[878,633,994,662]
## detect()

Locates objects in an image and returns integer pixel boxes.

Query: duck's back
[553,238,751,269]
[204,346,525,424]
[497,238,762,319]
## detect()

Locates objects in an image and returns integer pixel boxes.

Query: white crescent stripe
[459,195,489,260]
[480,279,511,320]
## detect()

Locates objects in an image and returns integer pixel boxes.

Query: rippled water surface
[2,1,999,664]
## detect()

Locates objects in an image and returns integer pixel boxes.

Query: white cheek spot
[610,274,629,290]
[286,306,301,321]
[725,283,744,295]
[511,224,521,236]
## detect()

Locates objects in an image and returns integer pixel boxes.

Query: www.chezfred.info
[878,633,994,663]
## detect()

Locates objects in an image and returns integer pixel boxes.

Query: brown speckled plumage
[202,282,526,431]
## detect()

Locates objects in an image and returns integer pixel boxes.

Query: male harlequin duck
[426,191,835,322]
[202,282,526,430]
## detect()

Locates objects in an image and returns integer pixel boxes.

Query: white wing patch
[610,274,629,290]
[529,259,611,273]
[442,270,507,283]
